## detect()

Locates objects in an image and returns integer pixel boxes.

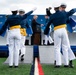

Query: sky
[0,0,76,15]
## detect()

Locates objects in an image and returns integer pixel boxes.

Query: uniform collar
[56,10,59,12]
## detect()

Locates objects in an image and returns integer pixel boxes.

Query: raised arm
[22,7,37,19]
[67,8,76,17]
[46,7,52,16]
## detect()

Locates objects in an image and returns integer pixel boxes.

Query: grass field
[0,58,76,75]
[42,60,76,75]
[0,58,31,75]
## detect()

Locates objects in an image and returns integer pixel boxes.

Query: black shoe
[21,58,24,61]
[19,50,21,56]
[50,42,54,45]
[54,65,61,68]
[64,65,69,68]
[14,66,18,68]
[69,60,74,68]
[69,65,74,68]
[21,54,24,61]
[6,44,9,46]
[9,66,13,68]
[54,60,56,66]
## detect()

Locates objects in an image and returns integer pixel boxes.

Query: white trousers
[44,35,53,45]
[20,35,26,56]
[54,28,69,65]
[6,29,10,45]
[62,33,76,63]
[54,44,76,64]
[44,27,53,45]
[68,48,76,60]
[67,44,75,61]
[8,29,21,66]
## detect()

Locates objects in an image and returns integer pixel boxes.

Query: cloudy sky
[0,0,76,15]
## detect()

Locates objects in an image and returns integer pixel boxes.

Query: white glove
[32,7,37,11]
[72,26,76,30]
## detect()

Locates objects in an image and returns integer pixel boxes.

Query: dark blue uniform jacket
[0,10,33,34]
[44,8,76,35]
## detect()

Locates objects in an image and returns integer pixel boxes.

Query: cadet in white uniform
[44,4,76,68]
[59,3,76,68]
[19,9,28,61]
[0,8,21,68]
[44,15,54,45]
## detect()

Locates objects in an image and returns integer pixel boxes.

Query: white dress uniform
[54,28,69,65]
[59,3,76,65]
[44,3,76,66]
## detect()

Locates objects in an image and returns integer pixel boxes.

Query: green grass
[0,58,76,75]
[0,58,31,75]
[42,60,76,75]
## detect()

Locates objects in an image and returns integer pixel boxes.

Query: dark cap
[60,3,67,8]
[49,7,52,10]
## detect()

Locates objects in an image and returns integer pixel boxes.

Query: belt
[10,25,21,30]
[54,24,66,30]
[20,28,27,36]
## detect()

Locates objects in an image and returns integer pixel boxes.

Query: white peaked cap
[19,9,25,12]
[60,3,67,7]
[53,2,61,8]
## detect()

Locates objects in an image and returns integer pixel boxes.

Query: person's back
[50,11,67,27]
[20,19,29,28]
[7,15,21,27]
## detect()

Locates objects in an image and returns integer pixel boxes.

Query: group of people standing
[0,7,36,68]
[0,2,76,69]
